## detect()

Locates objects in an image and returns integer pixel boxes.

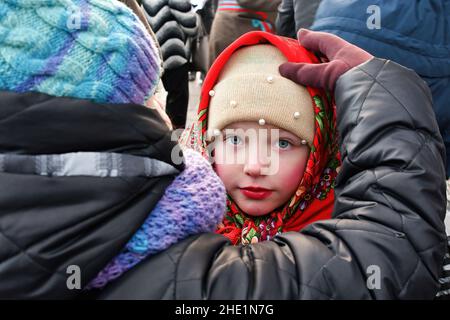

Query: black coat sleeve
[97,59,448,300]
[196,58,447,299]
[276,0,296,38]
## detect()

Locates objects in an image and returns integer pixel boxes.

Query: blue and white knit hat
[0,0,162,105]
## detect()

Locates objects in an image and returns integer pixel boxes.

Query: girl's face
[213,122,310,216]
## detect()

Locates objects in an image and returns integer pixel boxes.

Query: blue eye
[226,135,242,145]
[277,139,291,149]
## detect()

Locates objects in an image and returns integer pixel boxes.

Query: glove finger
[297,28,347,61]
[279,61,334,89]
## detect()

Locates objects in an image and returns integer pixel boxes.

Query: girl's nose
[244,162,263,177]
[243,155,270,177]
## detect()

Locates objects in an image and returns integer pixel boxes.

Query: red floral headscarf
[180,31,340,245]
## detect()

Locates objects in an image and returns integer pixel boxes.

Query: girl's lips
[240,187,273,200]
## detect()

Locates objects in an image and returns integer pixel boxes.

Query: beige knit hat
[207,44,315,146]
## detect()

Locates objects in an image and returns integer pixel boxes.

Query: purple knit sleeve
[86,149,226,289]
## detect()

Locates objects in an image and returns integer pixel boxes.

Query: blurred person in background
[142,0,198,129]
[209,0,281,65]
[276,0,321,38]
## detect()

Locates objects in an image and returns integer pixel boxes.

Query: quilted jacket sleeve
[185,58,448,299]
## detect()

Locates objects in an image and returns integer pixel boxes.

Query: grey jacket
[276,0,321,38]
[96,58,448,299]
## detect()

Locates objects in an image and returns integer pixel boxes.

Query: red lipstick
[240,186,273,200]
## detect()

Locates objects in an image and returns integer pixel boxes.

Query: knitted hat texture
[0,0,161,105]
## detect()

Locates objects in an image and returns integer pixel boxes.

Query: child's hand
[279,29,373,90]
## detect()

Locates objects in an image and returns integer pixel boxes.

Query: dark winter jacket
[95,58,448,299]
[276,0,321,38]
[0,88,230,298]
[310,0,450,177]
[142,0,197,70]
[0,90,184,299]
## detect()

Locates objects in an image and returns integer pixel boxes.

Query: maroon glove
[279,29,373,90]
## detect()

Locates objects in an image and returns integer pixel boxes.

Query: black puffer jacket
[96,58,448,299]
[0,91,183,299]
[142,0,197,70]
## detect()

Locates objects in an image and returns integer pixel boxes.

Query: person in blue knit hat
[0,0,226,298]
[0,0,162,105]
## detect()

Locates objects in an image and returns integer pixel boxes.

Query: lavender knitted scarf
[86,149,226,289]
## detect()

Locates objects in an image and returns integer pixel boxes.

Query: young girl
[183,31,340,245]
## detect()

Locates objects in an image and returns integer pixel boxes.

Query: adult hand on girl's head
[279,29,373,90]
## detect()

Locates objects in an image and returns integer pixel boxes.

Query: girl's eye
[276,139,291,149]
[226,135,242,145]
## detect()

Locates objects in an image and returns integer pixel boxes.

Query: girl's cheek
[214,163,238,193]
[278,151,309,189]
[213,142,236,185]
[282,169,303,190]
[214,163,226,178]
